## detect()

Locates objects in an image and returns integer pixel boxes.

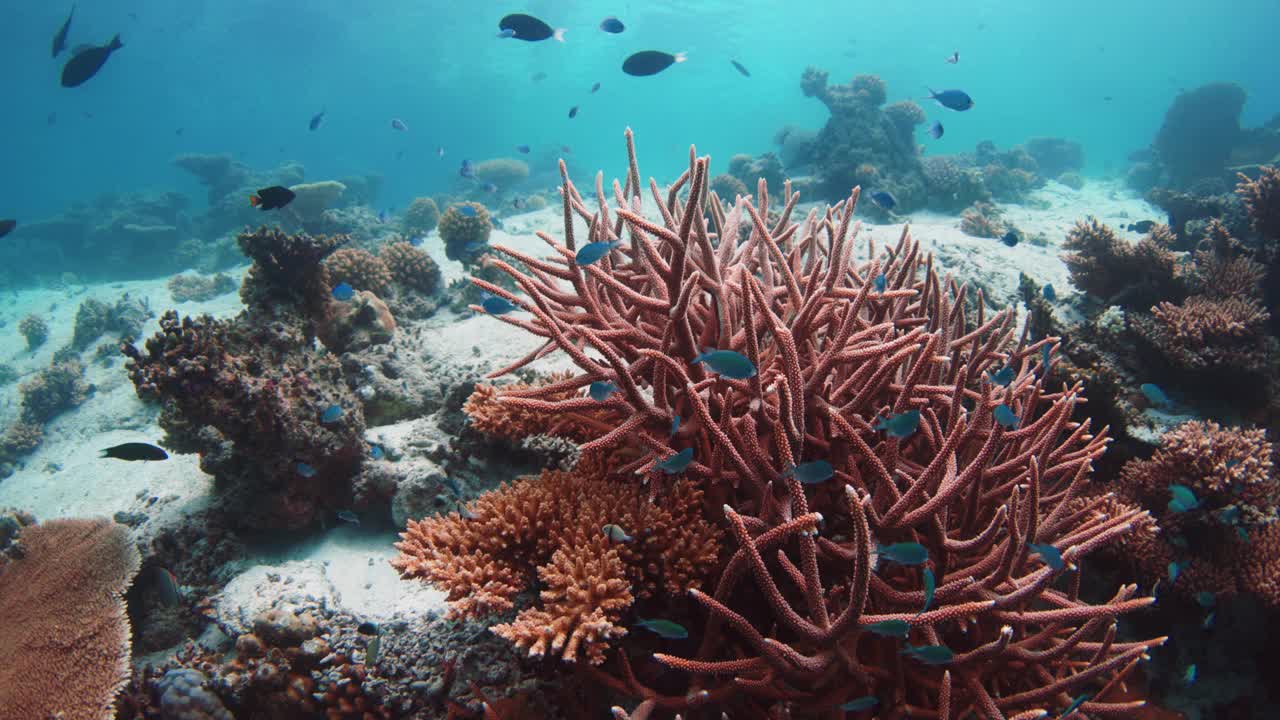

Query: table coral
[393,469,721,665]
[1110,420,1278,606]
[415,129,1165,717]
[0,518,140,720]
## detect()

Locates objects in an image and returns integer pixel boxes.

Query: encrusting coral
[1108,421,1279,607]
[393,468,721,666]
[0,517,141,719]
[398,129,1166,718]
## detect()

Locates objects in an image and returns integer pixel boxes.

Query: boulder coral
[1154,83,1248,189]
[438,202,493,263]
[474,157,531,188]
[380,240,441,294]
[401,196,441,238]
[323,247,393,295]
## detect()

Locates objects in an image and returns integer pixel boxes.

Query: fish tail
[553,28,566,42]
[109,34,123,50]
[674,51,688,63]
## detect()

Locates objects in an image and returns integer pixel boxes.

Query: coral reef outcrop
[402,196,441,238]
[438,202,493,263]
[1154,83,1248,190]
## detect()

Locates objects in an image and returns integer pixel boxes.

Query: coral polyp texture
[379,239,441,294]
[1110,421,1279,606]
[323,247,393,295]
[397,129,1165,717]
[0,517,141,719]
[393,469,721,665]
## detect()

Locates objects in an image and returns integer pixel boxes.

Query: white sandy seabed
[0,177,1160,624]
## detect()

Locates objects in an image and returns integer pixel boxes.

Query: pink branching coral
[1111,421,1279,606]
[1236,165,1280,239]
[406,129,1166,718]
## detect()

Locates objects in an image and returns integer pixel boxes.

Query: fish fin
[109,33,123,50]
[553,28,566,42]
[674,51,688,63]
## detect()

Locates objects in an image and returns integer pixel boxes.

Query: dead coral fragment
[392,470,720,664]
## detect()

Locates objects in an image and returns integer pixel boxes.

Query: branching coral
[1061,217,1184,308]
[0,517,141,719]
[411,129,1165,717]
[959,201,1006,238]
[1139,295,1270,372]
[464,372,617,443]
[1110,421,1278,606]
[1236,165,1280,240]
[392,469,721,665]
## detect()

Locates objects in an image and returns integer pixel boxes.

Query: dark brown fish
[0,219,16,239]
[61,34,123,87]
[622,50,686,77]
[52,5,74,58]
[101,442,168,461]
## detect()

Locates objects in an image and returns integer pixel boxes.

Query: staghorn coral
[380,239,441,294]
[0,517,141,719]
[393,469,721,665]
[1111,421,1278,606]
[402,196,441,238]
[463,372,611,443]
[1061,216,1184,308]
[18,314,48,351]
[168,272,238,303]
[434,129,1164,717]
[323,247,392,295]
[1236,164,1280,239]
[439,202,493,263]
[1138,295,1271,372]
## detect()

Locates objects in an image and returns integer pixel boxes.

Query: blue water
[3,0,1277,219]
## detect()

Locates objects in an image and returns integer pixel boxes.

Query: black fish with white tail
[101,442,169,461]
[623,50,686,76]
[52,5,75,58]
[61,34,123,87]
[499,13,565,42]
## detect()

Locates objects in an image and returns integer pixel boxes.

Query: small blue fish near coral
[785,460,834,485]
[1059,693,1091,719]
[1183,663,1197,686]
[369,445,384,460]
[993,404,1019,428]
[656,447,694,474]
[921,567,936,613]
[691,349,757,379]
[928,121,944,139]
[575,240,621,266]
[458,204,478,217]
[320,404,343,424]
[840,696,879,712]
[901,643,953,665]
[336,510,360,525]
[1001,230,1019,247]
[481,294,518,315]
[515,144,530,154]
[635,618,688,639]
[1168,484,1200,513]
[1217,506,1241,525]
[878,542,929,566]
[599,16,625,33]
[926,88,974,111]
[296,462,317,478]
[869,191,897,210]
[459,160,475,179]
[589,381,617,401]
[864,619,911,638]
[331,282,354,301]
[874,273,886,293]
[1140,383,1170,407]
[988,366,1015,387]
[602,523,632,542]
[1028,542,1065,570]
[1043,283,1057,302]
[1168,560,1183,582]
[669,415,680,437]
[875,409,921,438]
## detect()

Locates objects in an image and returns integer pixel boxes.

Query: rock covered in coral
[237,226,343,332]
[168,272,238,303]
[1061,216,1184,308]
[923,156,990,212]
[18,359,91,425]
[709,173,749,202]
[17,314,48,350]
[401,196,440,239]
[156,668,234,720]
[316,290,396,354]
[1024,136,1085,178]
[1155,82,1248,189]
[71,293,153,350]
[380,240,440,294]
[123,310,366,530]
[726,152,785,191]
[438,202,493,263]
